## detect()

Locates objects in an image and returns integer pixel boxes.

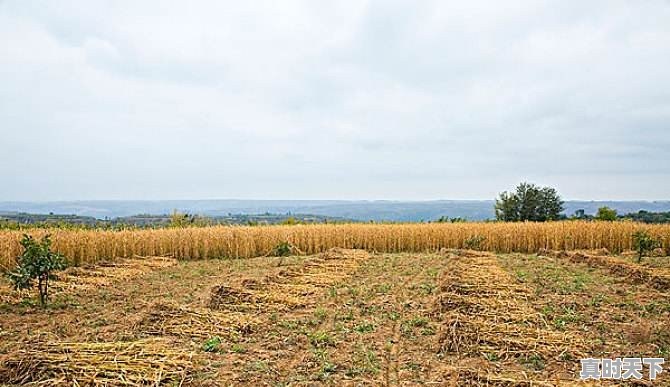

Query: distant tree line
[0,211,355,230]
[573,207,670,224]
[623,210,670,224]
[493,183,670,223]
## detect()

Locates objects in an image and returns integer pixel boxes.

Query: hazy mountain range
[1,200,670,222]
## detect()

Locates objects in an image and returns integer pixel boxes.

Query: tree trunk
[38,276,45,306]
[44,276,49,305]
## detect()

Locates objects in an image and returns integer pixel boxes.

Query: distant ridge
[2,200,670,222]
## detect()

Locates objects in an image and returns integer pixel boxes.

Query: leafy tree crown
[595,206,617,221]
[495,182,564,222]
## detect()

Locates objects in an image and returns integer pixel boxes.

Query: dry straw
[0,221,668,267]
[0,339,194,385]
[433,250,587,385]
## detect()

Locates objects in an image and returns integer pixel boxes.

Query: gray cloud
[1,0,669,201]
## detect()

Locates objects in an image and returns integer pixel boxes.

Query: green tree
[495,182,564,222]
[5,234,67,306]
[595,206,617,221]
[494,191,520,221]
[632,230,659,263]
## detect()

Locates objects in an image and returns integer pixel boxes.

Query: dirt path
[383,258,429,386]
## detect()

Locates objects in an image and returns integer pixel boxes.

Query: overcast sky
[1,1,669,201]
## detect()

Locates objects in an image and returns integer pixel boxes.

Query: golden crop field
[1,221,669,268]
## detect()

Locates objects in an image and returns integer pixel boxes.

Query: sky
[1,1,669,201]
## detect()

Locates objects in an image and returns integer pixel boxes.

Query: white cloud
[1,0,669,200]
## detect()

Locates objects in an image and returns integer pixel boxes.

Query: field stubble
[1,247,668,385]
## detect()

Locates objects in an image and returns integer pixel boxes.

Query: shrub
[272,241,292,257]
[632,230,660,263]
[169,210,190,227]
[595,206,617,221]
[464,235,486,250]
[281,217,299,225]
[5,234,66,306]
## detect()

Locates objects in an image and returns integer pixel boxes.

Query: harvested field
[54,257,177,290]
[208,248,369,312]
[1,248,668,385]
[0,256,177,305]
[434,253,585,366]
[539,249,670,291]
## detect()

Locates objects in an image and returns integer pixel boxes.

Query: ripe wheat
[0,221,668,267]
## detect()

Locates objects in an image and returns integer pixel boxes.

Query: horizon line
[1,198,670,203]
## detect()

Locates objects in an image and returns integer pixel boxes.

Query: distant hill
[2,200,670,222]
[0,211,351,227]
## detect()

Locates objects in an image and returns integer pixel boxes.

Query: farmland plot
[0,249,668,386]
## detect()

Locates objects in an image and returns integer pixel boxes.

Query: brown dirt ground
[0,249,668,386]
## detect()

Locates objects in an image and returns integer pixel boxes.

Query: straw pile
[140,302,260,339]
[433,252,585,362]
[53,257,177,291]
[0,339,194,386]
[444,367,561,387]
[209,248,370,311]
[208,284,307,312]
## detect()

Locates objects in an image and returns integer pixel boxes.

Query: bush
[272,241,292,257]
[632,230,660,263]
[281,217,300,225]
[595,206,617,221]
[464,235,486,250]
[5,234,66,306]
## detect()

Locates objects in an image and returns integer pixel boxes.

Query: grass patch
[308,331,335,348]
